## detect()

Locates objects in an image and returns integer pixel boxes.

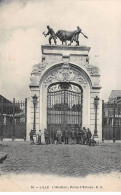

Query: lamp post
[94,96,99,136]
[32,94,38,134]
[102,100,104,142]
[113,101,116,143]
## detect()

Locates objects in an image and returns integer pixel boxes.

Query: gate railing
[47,83,82,132]
[0,96,27,140]
[102,99,121,142]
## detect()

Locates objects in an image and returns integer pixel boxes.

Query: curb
[0,152,7,163]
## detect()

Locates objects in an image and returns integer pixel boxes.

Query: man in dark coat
[51,131,55,144]
[46,130,50,144]
[64,130,69,144]
[79,128,84,144]
[75,130,80,144]
[83,127,87,145]
[71,129,76,144]
[38,130,42,145]
[29,130,34,144]
[87,128,92,146]
[44,129,50,144]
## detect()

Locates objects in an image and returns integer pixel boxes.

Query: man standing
[29,130,34,144]
[38,130,42,145]
[44,26,57,45]
[45,129,50,144]
[79,127,84,145]
[56,129,62,144]
[71,129,76,144]
[87,128,92,146]
[51,131,55,144]
[83,127,87,145]
[44,128,49,144]
[64,130,69,144]
[75,129,79,144]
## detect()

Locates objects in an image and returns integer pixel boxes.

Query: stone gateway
[26,45,102,143]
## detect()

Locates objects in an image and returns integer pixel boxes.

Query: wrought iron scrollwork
[47,83,83,132]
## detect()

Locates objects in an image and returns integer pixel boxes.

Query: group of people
[29,127,94,146]
[29,130,42,145]
[44,127,93,145]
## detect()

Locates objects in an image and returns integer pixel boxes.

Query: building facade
[103,90,121,141]
[27,45,102,142]
[0,95,26,140]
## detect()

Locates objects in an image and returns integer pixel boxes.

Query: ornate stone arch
[28,45,102,143]
[39,62,92,89]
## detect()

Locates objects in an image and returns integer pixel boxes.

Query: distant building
[108,90,121,103]
[103,90,121,127]
[0,95,26,140]
[0,95,12,104]
[102,90,121,141]
[0,95,25,125]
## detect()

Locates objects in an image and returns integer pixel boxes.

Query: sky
[0,0,121,101]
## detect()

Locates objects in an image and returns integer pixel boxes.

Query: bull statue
[56,26,88,46]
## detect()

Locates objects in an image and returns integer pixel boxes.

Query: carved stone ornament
[44,64,87,88]
[58,64,74,81]
[48,83,81,93]
[32,57,48,73]
[73,71,87,87]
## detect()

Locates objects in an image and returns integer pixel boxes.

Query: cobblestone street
[0,141,121,177]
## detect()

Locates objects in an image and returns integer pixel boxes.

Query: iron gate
[47,83,82,132]
[0,96,27,140]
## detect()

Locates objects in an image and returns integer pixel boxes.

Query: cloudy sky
[0,0,121,101]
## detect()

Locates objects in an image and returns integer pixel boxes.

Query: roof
[109,90,121,101]
[0,95,12,104]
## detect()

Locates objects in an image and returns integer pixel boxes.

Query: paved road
[0,141,121,177]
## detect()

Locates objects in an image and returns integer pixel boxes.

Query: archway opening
[47,82,83,135]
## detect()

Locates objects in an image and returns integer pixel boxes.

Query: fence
[0,96,27,140]
[102,100,121,141]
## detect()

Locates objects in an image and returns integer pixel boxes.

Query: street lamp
[94,96,99,136]
[32,94,38,134]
